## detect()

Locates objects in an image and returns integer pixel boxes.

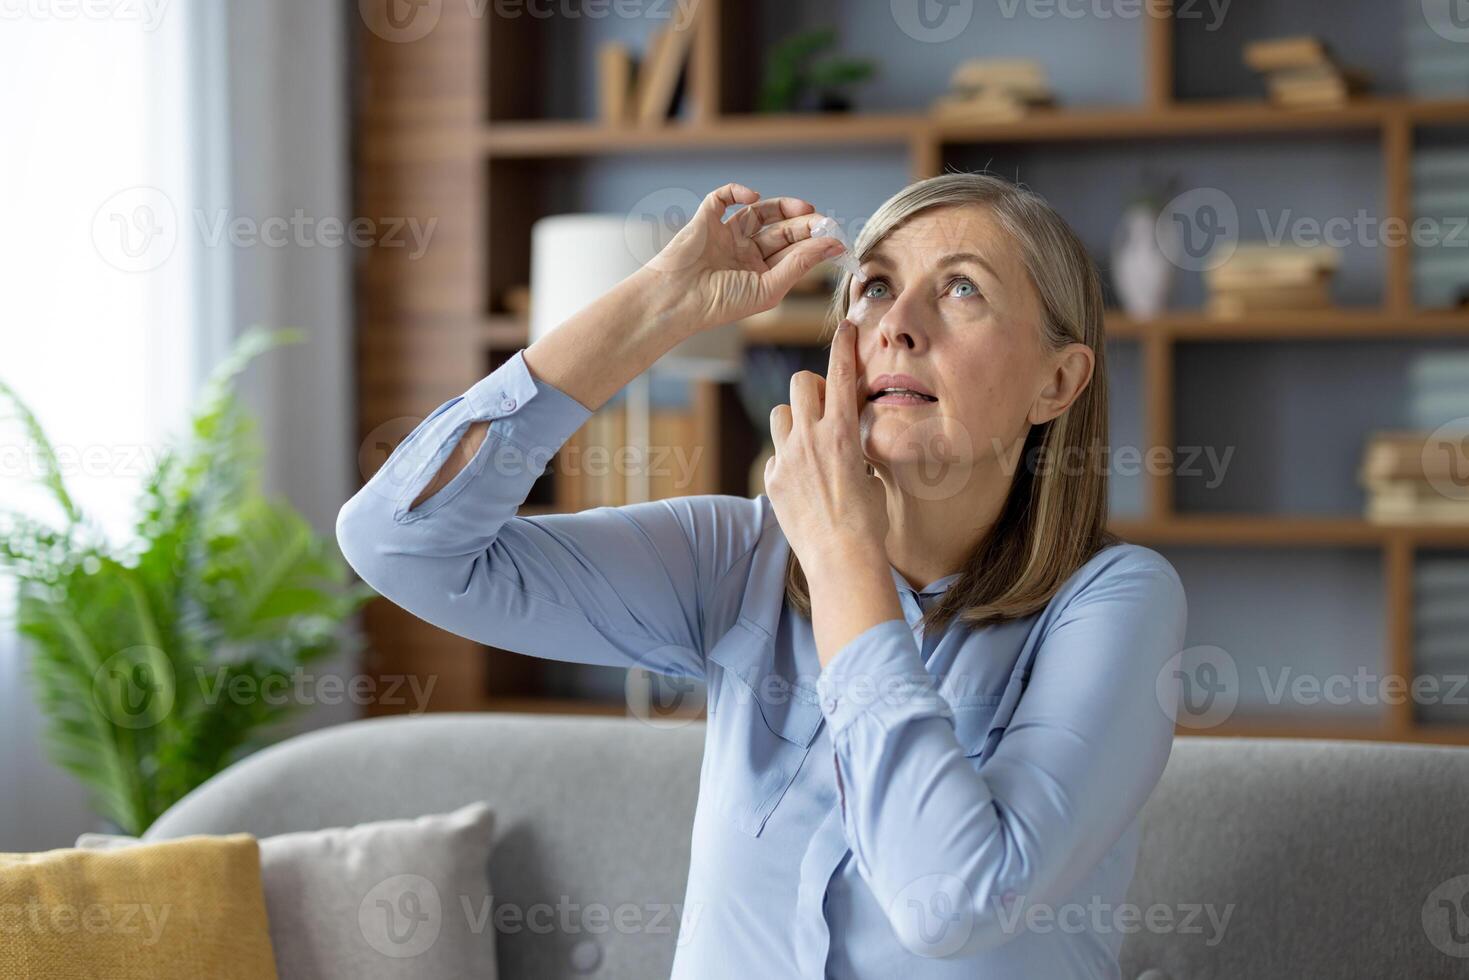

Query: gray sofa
[143,714,1469,979]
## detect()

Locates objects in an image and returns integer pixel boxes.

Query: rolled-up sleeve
[814,551,1187,956]
[335,349,765,677]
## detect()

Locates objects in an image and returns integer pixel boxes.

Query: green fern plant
[757,27,877,113]
[0,328,373,834]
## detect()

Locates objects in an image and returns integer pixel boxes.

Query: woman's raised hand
[648,182,849,332]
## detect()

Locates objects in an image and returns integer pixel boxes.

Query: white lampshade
[529,214,644,345]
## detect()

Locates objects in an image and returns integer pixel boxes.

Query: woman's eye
[861,279,889,300]
[948,277,979,298]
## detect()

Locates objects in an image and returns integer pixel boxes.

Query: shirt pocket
[946,693,1005,762]
[704,622,824,837]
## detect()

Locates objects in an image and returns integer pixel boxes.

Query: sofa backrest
[146,715,1469,979]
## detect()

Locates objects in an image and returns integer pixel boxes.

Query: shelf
[480,113,925,157]
[1111,516,1469,548]
[937,98,1469,144]
[1107,308,1469,341]
[483,307,1469,350]
[457,98,1469,160]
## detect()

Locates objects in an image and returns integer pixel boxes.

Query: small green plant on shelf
[0,328,373,835]
[758,27,877,114]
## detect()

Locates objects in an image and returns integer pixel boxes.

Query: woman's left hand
[764,320,889,575]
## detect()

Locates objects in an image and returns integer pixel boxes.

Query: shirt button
[499,396,517,412]
[823,695,838,713]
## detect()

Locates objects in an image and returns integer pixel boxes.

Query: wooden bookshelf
[353,0,1469,738]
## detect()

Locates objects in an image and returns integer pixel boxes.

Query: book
[948,58,1050,99]
[1244,35,1333,73]
[1361,430,1469,483]
[930,90,1050,123]
[635,12,699,126]
[1205,280,1331,318]
[1366,494,1469,525]
[1267,67,1368,107]
[1212,243,1342,271]
[597,42,634,125]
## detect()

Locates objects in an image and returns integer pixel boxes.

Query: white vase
[1111,203,1174,320]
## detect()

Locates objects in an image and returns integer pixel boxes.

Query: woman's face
[845,204,1092,499]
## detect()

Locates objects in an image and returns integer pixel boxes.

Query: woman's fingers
[701,182,761,221]
[750,213,825,261]
[769,403,793,452]
[823,320,859,425]
[790,370,824,422]
[728,196,815,238]
[761,237,842,305]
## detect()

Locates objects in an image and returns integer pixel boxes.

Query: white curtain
[0,0,351,851]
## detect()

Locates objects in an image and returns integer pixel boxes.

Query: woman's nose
[877,312,925,352]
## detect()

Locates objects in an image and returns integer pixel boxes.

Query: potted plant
[758,28,877,114]
[0,328,373,835]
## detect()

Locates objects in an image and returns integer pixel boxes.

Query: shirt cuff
[815,618,951,736]
[385,349,592,521]
[465,348,593,453]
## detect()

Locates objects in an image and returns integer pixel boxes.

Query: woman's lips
[867,391,937,406]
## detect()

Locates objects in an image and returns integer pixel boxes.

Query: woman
[336,172,1187,978]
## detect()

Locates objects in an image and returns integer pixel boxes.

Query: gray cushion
[145,714,700,980]
[144,715,1469,980]
[89,802,498,980]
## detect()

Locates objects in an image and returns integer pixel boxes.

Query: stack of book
[930,58,1054,123]
[1413,556,1469,724]
[598,12,700,126]
[1244,36,1369,107]
[1203,244,1340,318]
[1360,429,1469,524]
[1412,150,1469,308]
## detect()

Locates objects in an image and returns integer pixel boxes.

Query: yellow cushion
[0,834,279,980]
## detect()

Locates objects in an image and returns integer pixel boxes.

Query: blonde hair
[784,171,1116,631]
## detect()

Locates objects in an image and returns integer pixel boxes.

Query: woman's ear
[1028,342,1094,425]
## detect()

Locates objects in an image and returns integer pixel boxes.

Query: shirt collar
[889,564,962,597]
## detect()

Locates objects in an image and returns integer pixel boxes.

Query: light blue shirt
[335,349,1189,979]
